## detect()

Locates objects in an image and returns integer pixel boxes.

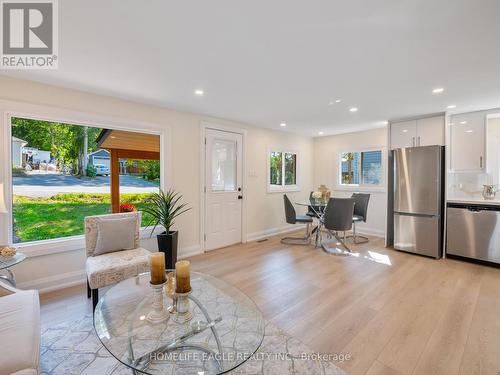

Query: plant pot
[156,231,178,270]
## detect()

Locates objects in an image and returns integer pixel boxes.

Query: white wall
[312,128,388,237]
[0,75,313,292]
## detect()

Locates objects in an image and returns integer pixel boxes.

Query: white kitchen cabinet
[390,116,445,149]
[391,120,417,149]
[417,116,445,146]
[450,112,486,171]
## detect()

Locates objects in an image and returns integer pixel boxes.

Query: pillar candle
[150,253,166,285]
[175,260,191,293]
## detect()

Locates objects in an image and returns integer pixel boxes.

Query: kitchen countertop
[447,197,500,206]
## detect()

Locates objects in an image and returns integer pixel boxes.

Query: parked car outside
[94,164,110,176]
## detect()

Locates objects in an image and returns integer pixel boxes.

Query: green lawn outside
[13,193,155,243]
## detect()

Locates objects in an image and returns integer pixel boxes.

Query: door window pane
[269,152,283,186]
[211,139,237,191]
[284,153,297,185]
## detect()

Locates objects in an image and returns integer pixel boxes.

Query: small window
[268,150,298,191]
[340,150,382,186]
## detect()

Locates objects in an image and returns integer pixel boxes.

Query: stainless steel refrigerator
[393,145,444,258]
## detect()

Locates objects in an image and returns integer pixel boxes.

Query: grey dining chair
[321,197,355,255]
[347,193,371,244]
[281,194,313,245]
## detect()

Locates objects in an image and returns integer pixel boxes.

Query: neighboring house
[12,136,28,167]
[88,149,127,173]
[23,147,51,164]
[88,149,111,168]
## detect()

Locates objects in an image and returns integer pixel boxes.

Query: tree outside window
[269,150,298,190]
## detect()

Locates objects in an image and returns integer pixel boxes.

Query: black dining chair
[347,193,371,244]
[281,194,313,245]
[321,198,355,254]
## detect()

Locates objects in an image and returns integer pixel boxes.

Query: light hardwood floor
[40,232,500,375]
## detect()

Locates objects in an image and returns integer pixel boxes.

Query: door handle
[480,156,483,168]
[411,137,415,147]
[417,136,420,146]
[238,195,243,200]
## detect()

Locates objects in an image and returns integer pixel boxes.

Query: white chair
[0,280,40,375]
[85,212,151,310]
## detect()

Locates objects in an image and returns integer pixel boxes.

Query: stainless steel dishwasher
[446,203,500,264]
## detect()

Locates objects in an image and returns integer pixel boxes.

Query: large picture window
[269,150,298,191]
[10,117,161,243]
[340,150,382,186]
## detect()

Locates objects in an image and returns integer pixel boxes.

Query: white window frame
[267,147,300,193]
[336,147,386,191]
[0,100,171,258]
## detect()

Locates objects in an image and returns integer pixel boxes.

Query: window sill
[267,185,301,194]
[13,226,164,258]
[333,185,386,193]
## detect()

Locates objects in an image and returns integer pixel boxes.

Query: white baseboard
[245,224,307,242]
[17,269,87,294]
[246,224,385,242]
[19,245,203,294]
[355,227,385,238]
[179,245,203,258]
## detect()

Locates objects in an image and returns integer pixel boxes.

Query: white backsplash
[447,172,493,200]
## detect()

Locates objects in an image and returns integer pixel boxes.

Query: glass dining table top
[295,199,328,207]
[0,251,26,269]
[94,271,264,375]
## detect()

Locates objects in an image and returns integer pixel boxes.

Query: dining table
[295,199,328,247]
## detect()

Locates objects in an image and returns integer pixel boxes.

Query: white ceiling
[4,0,500,136]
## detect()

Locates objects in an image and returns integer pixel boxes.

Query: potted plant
[143,189,190,269]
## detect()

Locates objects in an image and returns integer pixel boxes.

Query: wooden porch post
[110,150,120,213]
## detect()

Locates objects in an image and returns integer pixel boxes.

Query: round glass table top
[295,200,328,207]
[94,271,264,374]
[0,251,26,269]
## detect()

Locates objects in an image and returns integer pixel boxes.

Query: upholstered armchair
[85,212,151,309]
[0,280,40,375]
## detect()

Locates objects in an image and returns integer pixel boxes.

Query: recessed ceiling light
[432,87,444,94]
[318,131,324,135]
[328,101,334,106]
[194,89,204,96]
[466,129,473,133]
[460,121,467,124]
[447,104,457,109]
[349,107,358,112]
[335,99,342,103]
[280,123,287,127]
[402,129,409,133]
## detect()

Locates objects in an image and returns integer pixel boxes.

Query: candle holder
[146,281,169,324]
[172,290,193,323]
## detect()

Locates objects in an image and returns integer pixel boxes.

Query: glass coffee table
[94,271,264,374]
[0,251,26,286]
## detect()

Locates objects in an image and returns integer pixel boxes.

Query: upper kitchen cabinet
[417,116,445,147]
[390,115,445,149]
[449,111,486,172]
[391,120,417,149]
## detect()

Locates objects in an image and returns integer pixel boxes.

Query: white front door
[205,129,243,251]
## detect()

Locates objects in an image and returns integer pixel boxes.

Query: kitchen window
[340,150,382,186]
[268,150,299,192]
